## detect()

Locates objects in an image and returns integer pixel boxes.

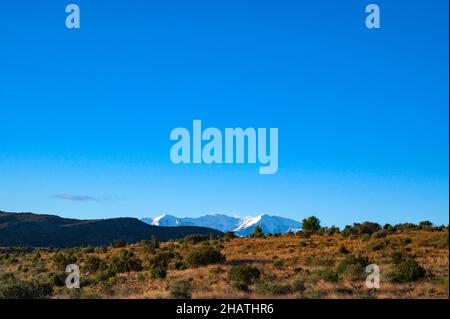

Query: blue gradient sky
[0,0,448,227]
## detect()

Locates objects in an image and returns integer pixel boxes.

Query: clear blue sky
[0,0,448,227]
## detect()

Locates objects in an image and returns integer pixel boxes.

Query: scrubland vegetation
[0,218,448,299]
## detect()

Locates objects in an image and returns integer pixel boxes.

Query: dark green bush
[228,264,261,291]
[337,255,370,280]
[169,260,188,270]
[252,225,264,238]
[108,249,142,273]
[368,239,390,251]
[184,234,210,244]
[84,255,107,274]
[255,280,292,296]
[48,272,66,287]
[372,230,388,239]
[169,280,192,299]
[326,226,340,235]
[95,268,117,283]
[315,269,339,283]
[387,258,426,283]
[0,273,53,299]
[185,247,225,267]
[223,232,236,241]
[149,265,167,279]
[145,251,174,269]
[142,235,160,254]
[52,252,77,271]
[338,245,349,254]
[302,216,321,233]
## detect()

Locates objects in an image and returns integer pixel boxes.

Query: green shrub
[52,252,77,271]
[326,226,340,235]
[338,245,349,254]
[228,264,261,291]
[0,273,53,299]
[142,235,160,254]
[149,265,167,279]
[368,239,390,251]
[84,255,107,274]
[315,269,339,283]
[372,230,388,239]
[184,234,210,244]
[169,260,188,270]
[252,225,264,238]
[48,272,66,287]
[290,278,306,293]
[108,249,142,273]
[223,232,236,241]
[337,255,370,280]
[95,268,117,283]
[387,258,426,283]
[185,247,225,267]
[255,280,292,296]
[169,280,192,299]
[302,216,321,233]
[144,251,174,271]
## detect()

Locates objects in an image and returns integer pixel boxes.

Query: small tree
[252,225,264,238]
[302,216,321,233]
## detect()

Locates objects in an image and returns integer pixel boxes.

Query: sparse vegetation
[0,225,447,299]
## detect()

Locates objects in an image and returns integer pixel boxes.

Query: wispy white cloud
[50,193,100,202]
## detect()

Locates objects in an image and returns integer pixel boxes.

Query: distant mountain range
[0,211,223,248]
[141,214,302,236]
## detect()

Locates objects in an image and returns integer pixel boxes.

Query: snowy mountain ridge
[141,213,302,236]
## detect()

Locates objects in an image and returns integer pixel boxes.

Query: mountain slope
[0,211,223,248]
[142,214,302,236]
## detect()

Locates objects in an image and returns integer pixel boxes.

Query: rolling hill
[0,211,223,248]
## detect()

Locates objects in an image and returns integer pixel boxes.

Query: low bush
[0,273,53,299]
[255,280,292,296]
[315,269,339,283]
[228,264,261,291]
[387,258,426,283]
[149,265,167,279]
[142,235,160,254]
[368,239,390,251]
[337,255,370,280]
[52,252,77,271]
[108,249,142,273]
[169,280,192,299]
[84,255,107,274]
[185,247,225,268]
[183,234,210,245]
[48,272,66,287]
[372,230,388,239]
[252,225,264,238]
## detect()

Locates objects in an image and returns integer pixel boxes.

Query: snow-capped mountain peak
[141,213,301,236]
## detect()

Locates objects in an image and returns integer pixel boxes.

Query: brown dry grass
[0,230,448,299]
